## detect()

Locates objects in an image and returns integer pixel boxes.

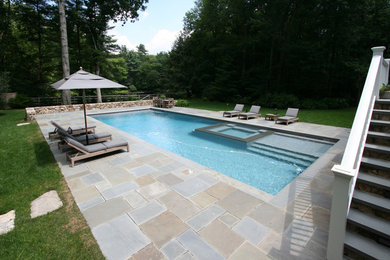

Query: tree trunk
[96,64,102,103]
[58,0,71,104]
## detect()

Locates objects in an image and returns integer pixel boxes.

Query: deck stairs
[343,99,390,259]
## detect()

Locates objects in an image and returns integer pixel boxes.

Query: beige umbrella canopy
[51,68,126,143]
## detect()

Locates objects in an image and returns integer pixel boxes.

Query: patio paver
[186,204,225,231]
[92,214,150,260]
[232,216,270,245]
[128,200,166,225]
[140,211,188,248]
[177,229,224,260]
[160,240,186,260]
[34,106,349,259]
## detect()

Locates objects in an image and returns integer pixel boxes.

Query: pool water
[93,110,333,195]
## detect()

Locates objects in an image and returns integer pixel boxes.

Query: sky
[108,0,196,54]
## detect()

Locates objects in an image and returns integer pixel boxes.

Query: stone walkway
[0,190,62,235]
[34,106,349,260]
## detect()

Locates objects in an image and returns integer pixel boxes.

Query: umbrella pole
[83,89,89,145]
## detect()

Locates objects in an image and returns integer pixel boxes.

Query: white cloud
[108,25,136,51]
[146,29,180,54]
[139,11,149,21]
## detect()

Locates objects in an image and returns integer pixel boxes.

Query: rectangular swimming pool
[93,110,333,195]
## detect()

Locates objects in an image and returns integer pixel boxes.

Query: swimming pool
[93,110,333,195]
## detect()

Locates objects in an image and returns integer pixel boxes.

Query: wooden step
[361,157,390,171]
[364,143,390,154]
[373,109,390,115]
[376,99,390,105]
[367,131,390,140]
[358,172,390,191]
[347,208,390,240]
[344,230,390,260]
[352,190,390,213]
[370,120,390,127]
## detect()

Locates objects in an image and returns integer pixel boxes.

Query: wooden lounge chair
[275,108,299,125]
[238,105,261,120]
[56,128,112,151]
[223,104,244,117]
[64,137,129,167]
[49,120,96,140]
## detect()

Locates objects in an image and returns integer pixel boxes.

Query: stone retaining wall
[25,99,153,121]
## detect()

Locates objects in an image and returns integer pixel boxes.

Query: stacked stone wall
[25,100,153,121]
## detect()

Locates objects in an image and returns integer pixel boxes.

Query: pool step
[247,143,314,168]
[250,143,317,161]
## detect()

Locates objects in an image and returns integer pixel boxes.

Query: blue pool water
[93,110,332,195]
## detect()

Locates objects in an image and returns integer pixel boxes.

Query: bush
[256,93,300,109]
[175,99,189,107]
[8,94,34,109]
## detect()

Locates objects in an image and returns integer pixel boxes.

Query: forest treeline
[1,0,390,108]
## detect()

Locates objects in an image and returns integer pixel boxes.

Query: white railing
[326,46,389,259]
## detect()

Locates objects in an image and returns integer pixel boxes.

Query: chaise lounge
[64,137,129,167]
[223,104,244,117]
[275,108,300,125]
[56,127,112,151]
[238,105,261,120]
[49,120,96,140]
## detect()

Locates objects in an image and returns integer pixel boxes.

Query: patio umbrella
[51,67,126,144]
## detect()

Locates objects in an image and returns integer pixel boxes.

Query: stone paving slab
[232,216,270,245]
[101,181,139,200]
[160,240,186,260]
[30,190,63,218]
[92,214,150,260]
[217,190,263,218]
[0,210,15,235]
[83,197,132,228]
[78,196,105,211]
[158,191,200,221]
[124,191,147,208]
[186,205,225,231]
[137,181,170,200]
[173,176,214,198]
[130,243,165,260]
[199,220,244,258]
[229,242,270,260]
[140,211,189,248]
[128,200,166,225]
[177,229,224,260]
[131,164,158,177]
[81,172,104,186]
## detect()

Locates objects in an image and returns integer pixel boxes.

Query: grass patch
[186,99,356,128]
[0,110,104,259]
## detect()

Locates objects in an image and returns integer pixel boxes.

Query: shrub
[175,99,189,107]
[8,94,34,109]
[256,93,300,109]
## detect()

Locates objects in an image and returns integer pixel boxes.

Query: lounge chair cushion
[224,110,240,114]
[68,124,96,133]
[277,116,296,121]
[65,137,106,153]
[102,138,128,149]
[239,112,257,117]
[75,132,111,142]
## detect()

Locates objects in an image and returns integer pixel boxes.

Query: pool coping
[88,107,347,204]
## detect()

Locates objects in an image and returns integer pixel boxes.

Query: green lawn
[185,99,356,128]
[0,110,104,259]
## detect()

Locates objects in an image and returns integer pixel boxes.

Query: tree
[58,0,71,104]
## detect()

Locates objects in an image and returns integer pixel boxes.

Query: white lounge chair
[238,105,261,120]
[223,104,244,117]
[275,108,299,125]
